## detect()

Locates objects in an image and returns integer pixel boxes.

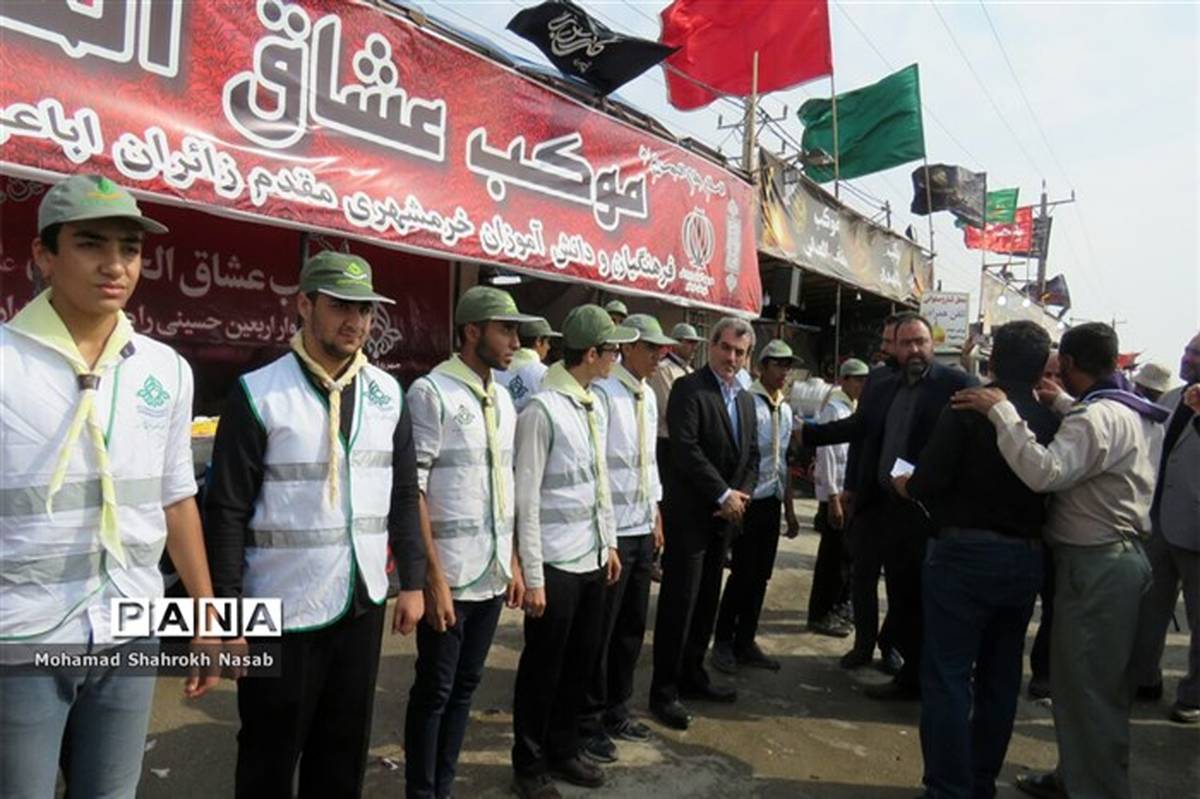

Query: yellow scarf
[288,331,367,507]
[612,363,650,506]
[432,354,507,522]
[750,379,786,482]
[543,362,610,516]
[7,290,132,567]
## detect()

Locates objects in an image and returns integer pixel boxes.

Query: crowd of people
[1,174,1196,799]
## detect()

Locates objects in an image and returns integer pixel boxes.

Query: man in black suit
[650,317,759,730]
[803,312,978,698]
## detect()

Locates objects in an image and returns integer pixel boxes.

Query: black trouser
[881,501,932,689]
[715,497,782,652]
[650,528,729,704]
[236,603,385,799]
[581,534,655,736]
[845,506,901,656]
[405,596,504,799]
[807,501,850,623]
[512,566,606,777]
[1029,556,1055,681]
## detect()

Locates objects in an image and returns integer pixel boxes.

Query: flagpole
[830,72,841,200]
[742,51,760,182]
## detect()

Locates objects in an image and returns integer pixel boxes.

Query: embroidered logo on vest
[137,375,170,408]
[366,379,392,408]
[452,404,476,427]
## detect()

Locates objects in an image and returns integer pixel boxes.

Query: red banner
[964,206,1033,253]
[0,176,451,400]
[0,0,760,316]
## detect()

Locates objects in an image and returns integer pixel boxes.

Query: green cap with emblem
[623,314,677,346]
[455,285,538,325]
[604,299,629,317]
[839,358,870,378]
[38,174,168,234]
[519,317,562,339]
[758,338,801,364]
[563,304,639,350]
[300,251,394,304]
[670,322,705,342]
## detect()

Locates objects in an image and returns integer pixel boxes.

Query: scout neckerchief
[826,387,856,413]
[750,379,787,486]
[7,289,133,567]
[508,348,540,371]
[612,362,650,507]
[543,361,610,516]
[289,331,367,507]
[433,354,507,522]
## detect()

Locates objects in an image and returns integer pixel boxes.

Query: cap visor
[317,288,396,305]
[603,326,640,345]
[641,333,678,346]
[484,312,541,323]
[54,207,170,235]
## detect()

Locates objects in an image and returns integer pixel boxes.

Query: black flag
[507,1,677,95]
[910,164,986,228]
[1014,214,1053,260]
[1024,273,1071,310]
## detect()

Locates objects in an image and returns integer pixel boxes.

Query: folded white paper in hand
[890,458,916,479]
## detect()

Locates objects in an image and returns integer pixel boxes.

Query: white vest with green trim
[0,327,188,641]
[412,371,515,591]
[240,354,399,631]
[528,390,609,566]
[752,393,794,501]
[593,377,658,537]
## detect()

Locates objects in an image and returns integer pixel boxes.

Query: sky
[414,0,1199,371]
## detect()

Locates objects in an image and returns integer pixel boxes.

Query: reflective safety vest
[411,370,516,591]
[240,354,399,631]
[527,389,610,566]
[498,355,548,412]
[0,328,191,641]
[751,390,794,501]
[593,372,659,537]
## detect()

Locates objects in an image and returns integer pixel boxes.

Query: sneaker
[839,647,873,670]
[1169,701,1200,724]
[710,640,737,674]
[1028,675,1051,700]
[877,648,904,677]
[549,756,605,788]
[807,616,852,638]
[512,773,562,799]
[606,717,652,742]
[580,733,617,764]
[736,642,781,671]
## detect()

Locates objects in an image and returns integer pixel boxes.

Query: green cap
[604,299,629,317]
[623,314,677,346]
[38,174,167,234]
[670,322,704,342]
[563,304,639,350]
[455,285,537,325]
[300,251,394,304]
[758,338,800,364]
[839,358,870,378]
[519,317,561,339]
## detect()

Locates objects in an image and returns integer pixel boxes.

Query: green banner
[986,188,1019,223]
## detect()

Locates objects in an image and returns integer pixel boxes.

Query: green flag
[798,64,925,183]
[986,188,1019,223]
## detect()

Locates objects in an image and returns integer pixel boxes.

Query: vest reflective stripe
[594,377,657,536]
[1,328,189,640]
[532,391,607,564]
[241,355,399,631]
[414,373,516,591]
[752,394,792,500]
[0,477,162,517]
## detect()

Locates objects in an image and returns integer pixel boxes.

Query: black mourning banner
[1014,214,1054,260]
[910,164,987,228]
[507,1,677,95]
[1024,272,1071,310]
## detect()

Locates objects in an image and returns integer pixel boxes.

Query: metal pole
[742,51,760,181]
[1036,180,1049,298]
[830,72,841,200]
[834,283,842,371]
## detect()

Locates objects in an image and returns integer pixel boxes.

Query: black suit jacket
[663,367,759,554]
[805,361,979,510]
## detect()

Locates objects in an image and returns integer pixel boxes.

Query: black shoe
[606,717,652,742]
[864,679,920,701]
[512,773,562,799]
[1136,682,1163,701]
[877,648,904,677]
[548,756,605,788]
[1028,675,1051,700]
[807,617,852,638]
[580,733,617,764]
[680,682,738,703]
[736,642,781,671]
[1169,701,1200,724]
[839,647,873,670]
[710,641,738,675]
[649,698,691,730]
[1015,772,1066,799]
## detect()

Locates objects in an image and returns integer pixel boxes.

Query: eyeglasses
[599,345,620,356]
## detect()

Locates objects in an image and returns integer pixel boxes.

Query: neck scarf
[509,348,540,371]
[433,354,507,522]
[543,362,610,515]
[613,363,650,506]
[1080,373,1171,424]
[8,290,132,566]
[750,379,786,483]
[289,331,368,506]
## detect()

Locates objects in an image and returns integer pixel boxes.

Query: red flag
[965,206,1034,253]
[660,0,832,111]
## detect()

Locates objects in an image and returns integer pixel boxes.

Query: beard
[474,338,506,371]
[903,357,928,382]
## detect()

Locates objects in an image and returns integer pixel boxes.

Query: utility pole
[1034,181,1076,298]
